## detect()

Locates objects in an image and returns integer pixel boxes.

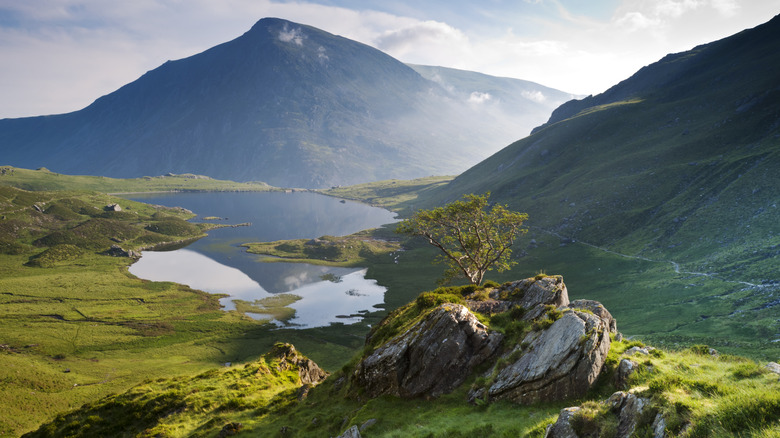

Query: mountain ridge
[0,18,572,188]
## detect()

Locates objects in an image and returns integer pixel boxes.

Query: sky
[0,0,778,119]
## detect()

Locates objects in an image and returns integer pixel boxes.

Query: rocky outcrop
[471,305,613,404]
[466,275,569,318]
[546,392,666,438]
[353,276,616,405]
[353,303,503,398]
[269,343,329,385]
[569,299,617,334]
[512,276,569,320]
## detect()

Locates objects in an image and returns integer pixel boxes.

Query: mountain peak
[0,19,571,188]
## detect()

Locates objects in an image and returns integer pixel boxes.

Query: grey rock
[359,418,377,431]
[104,245,141,259]
[625,346,654,356]
[544,407,581,438]
[337,425,361,438]
[353,303,503,398]
[491,276,569,321]
[608,391,648,438]
[518,276,570,321]
[615,358,638,389]
[764,362,780,375]
[479,308,611,404]
[569,299,617,333]
[270,343,329,385]
[651,413,667,438]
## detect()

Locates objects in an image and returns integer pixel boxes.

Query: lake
[125,191,397,328]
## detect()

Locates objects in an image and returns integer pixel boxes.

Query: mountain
[0,18,572,189]
[421,15,780,350]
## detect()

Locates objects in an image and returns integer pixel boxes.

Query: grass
[242,229,401,267]
[0,165,276,193]
[320,176,454,214]
[0,186,365,436]
[19,301,780,437]
[578,340,780,437]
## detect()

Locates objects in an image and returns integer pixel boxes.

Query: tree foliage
[396,193,528,285]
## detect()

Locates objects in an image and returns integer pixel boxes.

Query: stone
[625,346,654,356]
[503,276,570,321]
[337,425,361,438]
[569,299,617,333]
[353,303,503,398]
[475,308,612,404]
[269,343,329,385]
[608,391,649,438]
[764,362,780,375]
[544,407,581,438]
[651,413,667,438]
[360,418,378,431]
[104,245,140,259]
[615,358,638,389]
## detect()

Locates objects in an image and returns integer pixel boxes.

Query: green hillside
[415,15,780,358]
[21,285,780,437]
[0,166,274,193]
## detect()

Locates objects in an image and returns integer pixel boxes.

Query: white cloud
[374,20,468,58]
[521,90,546,103]
[468,91,492,104]
[0,0,778,118]
[278,23,305,45]
[615,11,662,31]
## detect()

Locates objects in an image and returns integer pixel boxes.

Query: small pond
[125,191,397,328]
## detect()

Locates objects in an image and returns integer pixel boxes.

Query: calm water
[125,191,397,328]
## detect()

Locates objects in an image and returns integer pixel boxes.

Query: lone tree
[397,193,528,285]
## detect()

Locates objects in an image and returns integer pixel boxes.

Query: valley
[0,11,778,438]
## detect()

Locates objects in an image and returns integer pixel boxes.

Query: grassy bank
[0,166,275,193]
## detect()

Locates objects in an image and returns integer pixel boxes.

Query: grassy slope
[0,185,361,436]
[321,176,454,213]
[22,287,780,437]
[400,17,780,361]
[0,166,275,193]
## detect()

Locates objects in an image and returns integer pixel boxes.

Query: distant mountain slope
[427,14,780,285]
[0,18,571,189]
[409,64,576,135]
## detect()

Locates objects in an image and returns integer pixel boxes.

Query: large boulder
[470,306,613,404]
[353,303,503,398]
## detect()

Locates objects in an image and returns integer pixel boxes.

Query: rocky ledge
[351,275,617,405]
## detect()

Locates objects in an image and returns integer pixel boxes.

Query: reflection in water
[129,249,272,304]
[129,249,387,328]
[125,192,397,328]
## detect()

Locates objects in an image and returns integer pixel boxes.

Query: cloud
[374,20,468,57]
[278,23,305,45]
[522,90,546,103]
[0,0,777,118]
[468,91,492,104]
